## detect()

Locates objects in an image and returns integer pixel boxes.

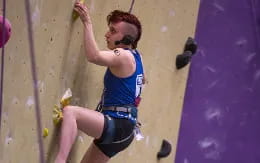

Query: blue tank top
[101,49,144,121]
[103,49,144,106]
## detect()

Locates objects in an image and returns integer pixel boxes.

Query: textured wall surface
[176,0,260,162]
[0,0,199,162]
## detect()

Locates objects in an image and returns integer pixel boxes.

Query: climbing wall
[0,0,199,163]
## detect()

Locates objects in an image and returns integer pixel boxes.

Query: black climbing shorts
[94,114,135,158]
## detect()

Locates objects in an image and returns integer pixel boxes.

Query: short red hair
[107,10,142,49]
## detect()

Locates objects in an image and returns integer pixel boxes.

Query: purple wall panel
[175,0,260,162]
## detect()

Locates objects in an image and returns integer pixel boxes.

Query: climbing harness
[102,106,134,113]
[97,104,144,144]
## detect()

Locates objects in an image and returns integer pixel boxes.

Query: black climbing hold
[157,139,172,159]
[176,51,193,69]
[184,37,197,54]
[176,37,198,69]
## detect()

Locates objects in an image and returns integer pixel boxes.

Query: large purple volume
[175,0,260,162]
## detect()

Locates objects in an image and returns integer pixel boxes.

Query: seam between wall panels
[250,0,260,50]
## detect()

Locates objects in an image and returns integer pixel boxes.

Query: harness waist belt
[102,106,132,113]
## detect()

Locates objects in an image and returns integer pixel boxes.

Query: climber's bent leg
[55,105,105,163]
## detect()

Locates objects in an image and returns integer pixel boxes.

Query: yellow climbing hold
[53,88,72,125]
[43,128,49,138]
[72,0,86,21]
[60,88,72,108]
[53,105,63,125]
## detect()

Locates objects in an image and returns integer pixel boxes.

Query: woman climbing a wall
[55,1,145,163]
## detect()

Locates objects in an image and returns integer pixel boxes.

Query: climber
[55,1,144,163]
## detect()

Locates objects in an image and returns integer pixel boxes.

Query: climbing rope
[249,0,260,50]
[0,0,7,130]
[24,0,45,162]
[128,0,135,13]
